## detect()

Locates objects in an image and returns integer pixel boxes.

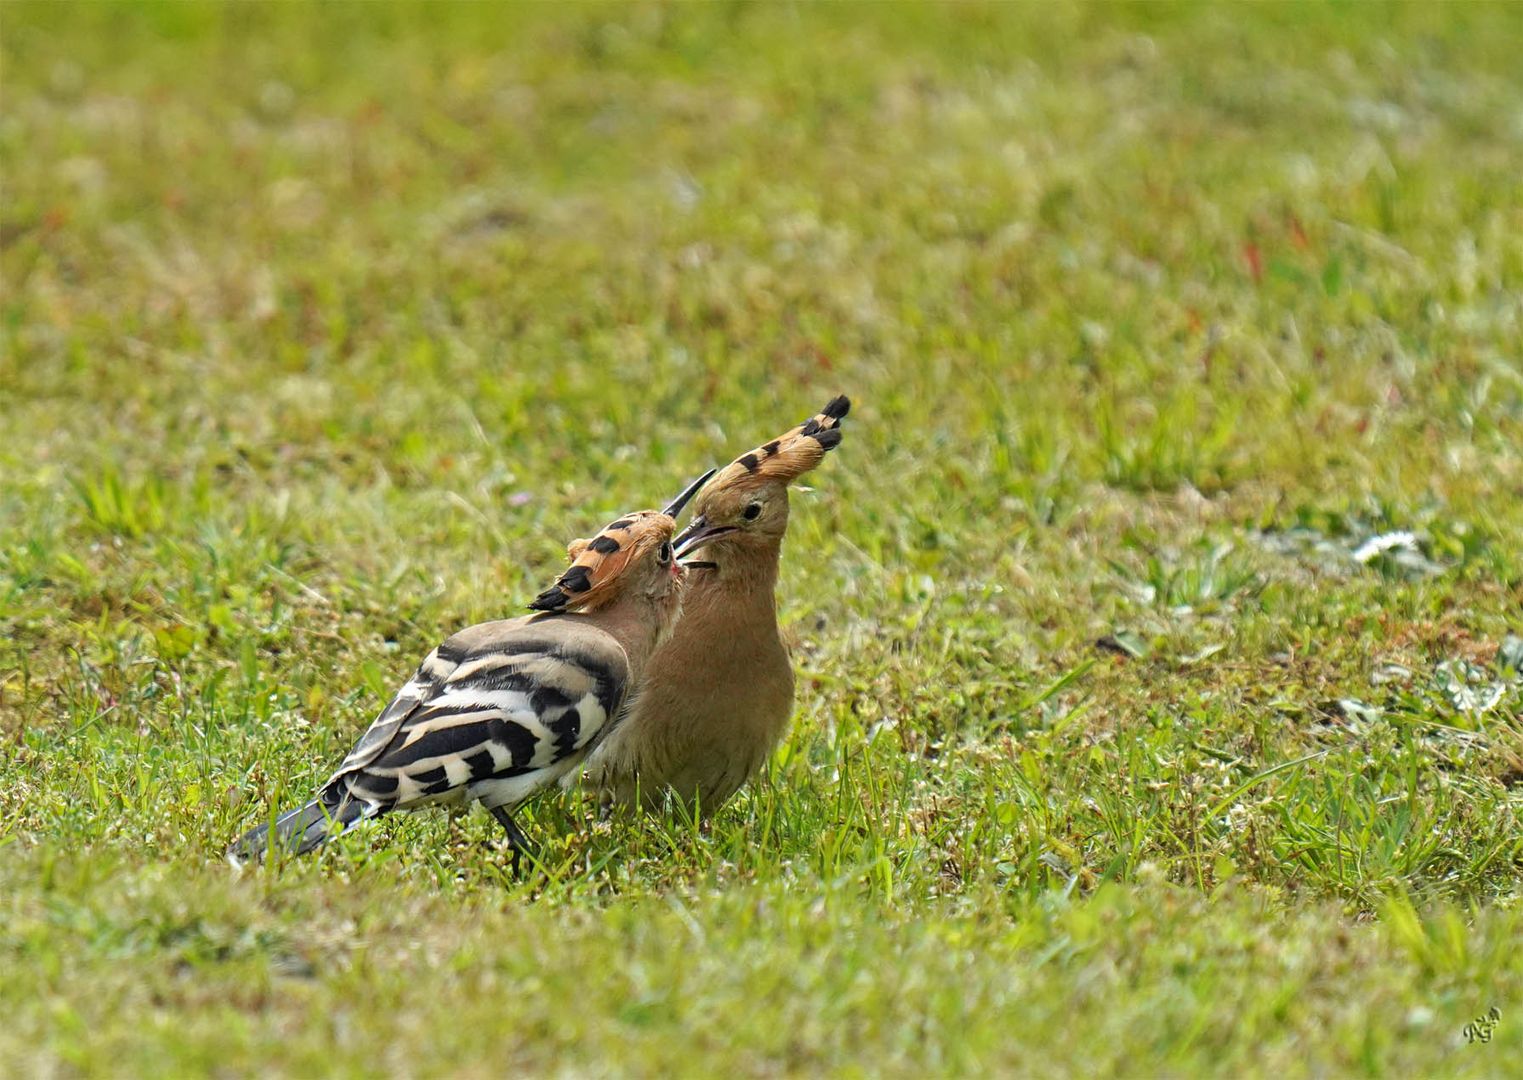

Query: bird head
[673,395,850,567]
[528,469,717,618]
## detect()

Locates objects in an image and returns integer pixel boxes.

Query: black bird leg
[490,806,536,878]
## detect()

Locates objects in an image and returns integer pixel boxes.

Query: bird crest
[528,469,713,613]
[705,395,850,494]
[528,511,674,613]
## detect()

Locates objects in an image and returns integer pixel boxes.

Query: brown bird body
[580,397,849,813]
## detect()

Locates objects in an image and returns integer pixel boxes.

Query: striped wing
[328,618,631,809]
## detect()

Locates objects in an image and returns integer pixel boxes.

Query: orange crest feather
[529,511,674,613]
[706,395,850,494]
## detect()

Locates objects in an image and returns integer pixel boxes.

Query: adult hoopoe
[230,469,718,871]
[578,396,849,814]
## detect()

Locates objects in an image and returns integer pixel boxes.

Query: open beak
[673,514,736,566]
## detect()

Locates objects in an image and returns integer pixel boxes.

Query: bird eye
[743,502,762,521]
[658,542,672,563]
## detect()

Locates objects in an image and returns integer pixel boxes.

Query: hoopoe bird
[230,469,717,871]
[578,396,849,813]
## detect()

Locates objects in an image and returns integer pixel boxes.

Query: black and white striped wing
[327,646,461,782]
[329,620,631,810]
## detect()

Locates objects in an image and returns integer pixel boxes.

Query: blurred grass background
[4,2,1523,1075]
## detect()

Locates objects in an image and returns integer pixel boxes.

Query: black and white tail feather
[235,782,368,860]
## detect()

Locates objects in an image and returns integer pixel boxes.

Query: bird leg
[489,806,536,878]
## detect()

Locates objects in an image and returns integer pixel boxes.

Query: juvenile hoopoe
[578,396,850,813]
[230,470,718,870]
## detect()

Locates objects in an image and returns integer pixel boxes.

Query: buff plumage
[579,396,850,813]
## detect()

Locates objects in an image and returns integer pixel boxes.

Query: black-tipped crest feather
[703,393,852,491]
[525,473,703,614]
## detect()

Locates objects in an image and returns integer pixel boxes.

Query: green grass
[4,2,1523,1075]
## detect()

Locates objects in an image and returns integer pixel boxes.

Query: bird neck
[586,592,672,679]
[704,538,783,606]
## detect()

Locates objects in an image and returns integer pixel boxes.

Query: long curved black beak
[673,514,737,560]
[662,468,716,520]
